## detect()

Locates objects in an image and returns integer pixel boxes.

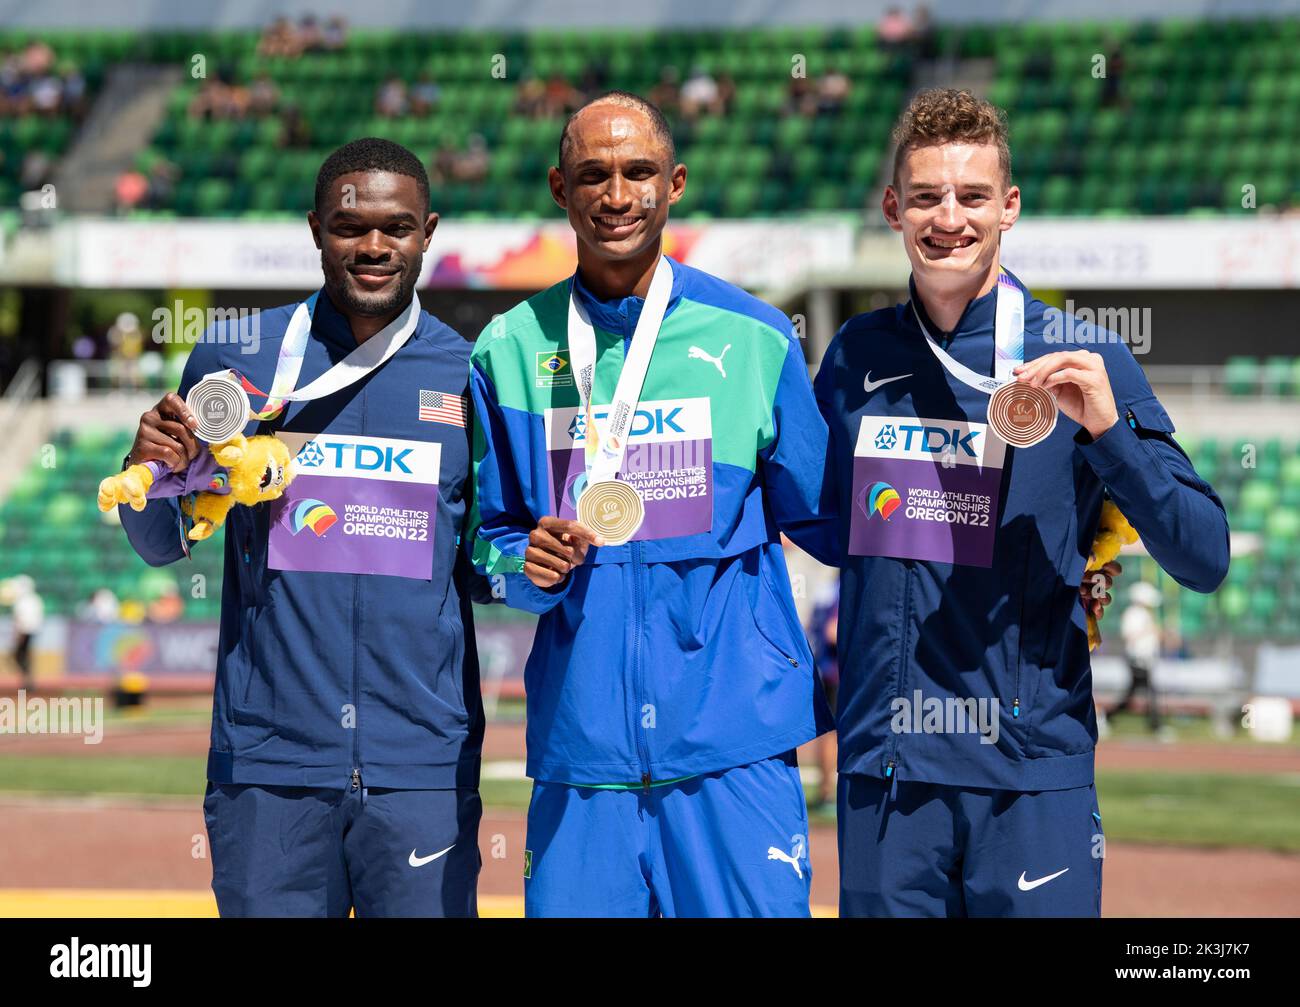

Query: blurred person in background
[1115,581,1167,736]
[809,579,840,810]
[2,576,44,687]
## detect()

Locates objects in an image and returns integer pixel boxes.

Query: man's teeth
[598,217,638,226]
[928,236,973,248]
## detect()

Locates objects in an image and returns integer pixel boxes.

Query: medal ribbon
[566,255,674,486]
[911,269,1025,395]
[200,289,421,421]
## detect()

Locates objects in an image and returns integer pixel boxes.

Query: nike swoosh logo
[864,371,911,393]
[1018,867,1070,891]
[408,845,455,868]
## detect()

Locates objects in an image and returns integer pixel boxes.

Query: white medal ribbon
[199,290,421,418]
[910,270,1025,394]
[566,255,674,486]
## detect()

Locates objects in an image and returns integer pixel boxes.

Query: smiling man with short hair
[467,92,835,917]
[115,137,484,917]
[813,89,1229,917]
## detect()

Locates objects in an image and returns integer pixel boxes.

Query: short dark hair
[558,90,676,171]
[314,137,430,215]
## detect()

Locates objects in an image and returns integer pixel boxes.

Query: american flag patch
[418,389,467,427]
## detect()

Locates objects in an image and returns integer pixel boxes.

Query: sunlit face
[308,171,436,316]
[549,104,686,262]
[882,142,1019,292]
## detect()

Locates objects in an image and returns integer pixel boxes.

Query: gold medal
[577,479,644,546]
[988,381,1058,448]
[187,373,250,443]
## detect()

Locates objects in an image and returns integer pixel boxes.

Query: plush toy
[98,434,294,541]
[1084,499,1140,651]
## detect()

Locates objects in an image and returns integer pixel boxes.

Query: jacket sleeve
[117,341,215,567]
[759,330,840,566]
[1076,364,1230,594]
[465,357,572,615]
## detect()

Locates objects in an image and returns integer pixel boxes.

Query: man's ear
[666,162,687,206]
[423,211,439,250]
[548,166,567,210]
[307,210,322,249]
[882,185,904,233]
[999,184,1022,232]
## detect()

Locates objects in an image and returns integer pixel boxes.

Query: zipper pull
[351,768,361,791]
[1012,697,1021,719]
[885,760,899,801]
[787,656,799,667]
[641,772,651,792]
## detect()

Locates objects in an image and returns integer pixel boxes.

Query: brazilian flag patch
[535,350,573,388]
[523,849,533,879]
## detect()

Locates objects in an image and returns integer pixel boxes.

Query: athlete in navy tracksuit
[810,90,1229,917]
[117,142,484,917]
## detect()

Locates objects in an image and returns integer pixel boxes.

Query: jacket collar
[906,267,1027,346]
[570,255,686,335]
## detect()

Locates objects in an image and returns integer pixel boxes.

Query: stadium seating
[3,18,1295,219]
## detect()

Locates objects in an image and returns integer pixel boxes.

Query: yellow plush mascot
[98,434,294,541]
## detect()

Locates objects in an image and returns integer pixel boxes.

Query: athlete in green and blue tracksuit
[467,93,834,917]
[812,89,1230,917]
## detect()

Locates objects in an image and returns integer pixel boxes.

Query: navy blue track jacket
[119,291,483,790]
[809,272,1229,791]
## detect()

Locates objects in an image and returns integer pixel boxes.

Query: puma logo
[766,834,806,879]
[688,344,732,379]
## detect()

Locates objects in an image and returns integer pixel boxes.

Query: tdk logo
[855,414,1005,469]
[568,407,685,442]
[896,424,982,457]
[296,441,325,467]
[321,442,414,474]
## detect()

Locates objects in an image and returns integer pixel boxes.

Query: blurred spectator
[258,17,302,59]
[816,70,850,116]
[786,74,816,117]
[297,15,325,54]
[248,74,279,117]
[454,134,489,183]
[649,67,682,118]
[809,580,839,808]
[279,103,312,149]
[2,576,44,687]
[143,159,179,209]
[20,150,53,189]
[188,74,250,120]
[877,6,915,48]
[0,44,87,119]
[81,588,121,624]
[913,5,939,60]
[514,74,548,118]
[680,65,724,120]
[322,16,348,51]
[147,582,184,624]
[1115,582,1166,735]
[430,136,491,185]
[410,72,441,116]
[1101,40,1126,108]
[543,74,583,117]
[375,77,408,118]
[114,170,149,214]
[107,311,146,389]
